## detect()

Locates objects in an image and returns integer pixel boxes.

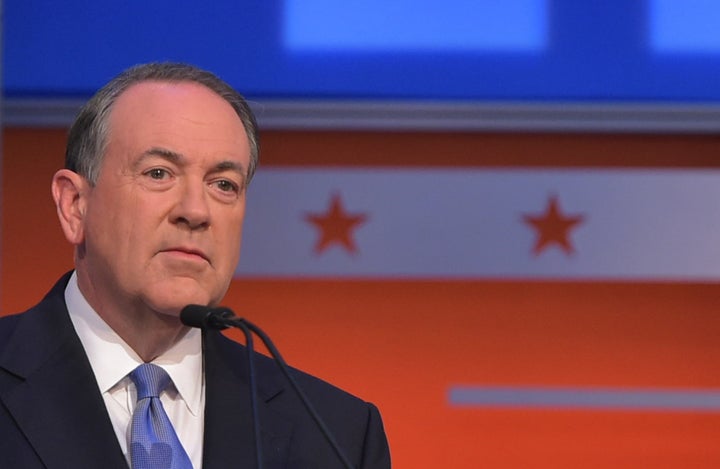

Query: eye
[213,179,240,194]
[145,168,170,180]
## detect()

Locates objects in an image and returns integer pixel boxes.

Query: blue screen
[3,0,720,102]
[651,0,720,52]
[285,0,547,52]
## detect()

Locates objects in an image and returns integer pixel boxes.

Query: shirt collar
[65,271,203,415]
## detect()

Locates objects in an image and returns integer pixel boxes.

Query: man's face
[78,81,251,317]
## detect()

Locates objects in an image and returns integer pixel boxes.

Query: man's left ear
[51,169,90,245]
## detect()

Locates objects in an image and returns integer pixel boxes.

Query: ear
[51,169,90,245]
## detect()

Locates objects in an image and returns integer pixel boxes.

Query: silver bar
[5,97,720,134]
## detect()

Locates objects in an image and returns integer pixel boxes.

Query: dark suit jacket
[0,273,390,468]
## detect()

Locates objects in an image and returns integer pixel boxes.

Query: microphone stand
[236,319,263,469]
[182,306,355,469]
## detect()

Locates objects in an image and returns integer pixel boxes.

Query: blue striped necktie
[129,363,193,469]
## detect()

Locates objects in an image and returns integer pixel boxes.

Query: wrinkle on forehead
[104,82,251,178]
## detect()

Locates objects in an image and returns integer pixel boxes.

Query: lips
[160,246,210,264]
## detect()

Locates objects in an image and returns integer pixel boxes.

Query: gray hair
[65,62,259,185]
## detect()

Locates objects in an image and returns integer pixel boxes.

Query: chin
[146,285,217,317]
[147,277,221,316]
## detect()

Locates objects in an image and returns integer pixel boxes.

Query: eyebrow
[135,147,184,168]
[136,146,248,184]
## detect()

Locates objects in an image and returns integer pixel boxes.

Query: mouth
[160,247,211,264]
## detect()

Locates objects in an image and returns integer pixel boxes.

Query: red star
[305,193,368,255]
[523,195,585,256]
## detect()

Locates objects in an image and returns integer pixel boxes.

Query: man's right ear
[51,169,90,246]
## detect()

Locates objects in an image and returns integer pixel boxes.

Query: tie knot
[130,363,171,400]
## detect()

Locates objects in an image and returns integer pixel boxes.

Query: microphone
[180,304,234,330]
[182,305,263,468]
[180,305,354,469]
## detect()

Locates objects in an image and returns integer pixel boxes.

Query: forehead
[106,81,250,165]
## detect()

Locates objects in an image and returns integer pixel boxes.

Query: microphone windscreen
[180,304,215,329]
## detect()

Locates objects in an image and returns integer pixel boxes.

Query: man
[0,63,390,468]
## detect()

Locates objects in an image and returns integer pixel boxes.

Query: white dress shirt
[65,272,205,468]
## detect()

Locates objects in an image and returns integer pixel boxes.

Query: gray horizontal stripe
[448,386,720,412]
[5,98,720,134]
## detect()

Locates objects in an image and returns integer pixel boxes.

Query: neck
[75,271,190,362]
[118,314,190,362]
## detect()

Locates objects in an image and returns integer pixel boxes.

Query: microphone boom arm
[181,305,355,469]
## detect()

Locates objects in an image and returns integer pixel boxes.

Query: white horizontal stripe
[236,168,720,280]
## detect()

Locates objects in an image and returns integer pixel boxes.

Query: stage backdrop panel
[3,128,720,468]
[5,0,720,102]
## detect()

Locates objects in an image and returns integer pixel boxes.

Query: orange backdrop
[3,128,720,468]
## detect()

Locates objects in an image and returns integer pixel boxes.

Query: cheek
[235,209,247,243]
[88,195,152,262]
[218,215,245,267]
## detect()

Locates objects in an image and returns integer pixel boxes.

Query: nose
[170,180,210,230]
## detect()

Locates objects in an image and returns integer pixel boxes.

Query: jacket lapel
[0,274,128,469]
